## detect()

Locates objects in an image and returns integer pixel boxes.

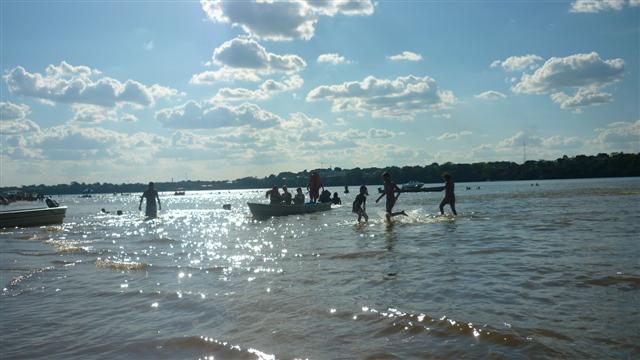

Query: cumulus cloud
[3,61,179,108]
[306,75,456,120]
[155,101,282,129]
[593,120,640,148]
[0,101,40,135]
[474,90,507,100]
[570,0,625,13]
[501,52,625,111]
[201,0,374,41]
[368,128,397,139]
[550,87,613,111]
[191,37,306,85]
[512,52,624,94]
[490,55,543,72]
[436,130,472,141]
[387,51,423,62]
[1,101,30,121]
[317,53,352,65]
[213,75,303,101]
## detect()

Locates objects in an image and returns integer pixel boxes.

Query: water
[1,178,638,359]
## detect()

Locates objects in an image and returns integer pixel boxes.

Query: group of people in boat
[265,171,342,206]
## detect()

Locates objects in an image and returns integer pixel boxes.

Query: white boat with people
[248,202,331,219]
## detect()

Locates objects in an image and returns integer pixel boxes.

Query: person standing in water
[139,182,161,218]
[352,185,369,222]
[439,173,457,215]
[376,172,407,221]
[282,186,293,205]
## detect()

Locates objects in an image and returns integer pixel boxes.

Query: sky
[1,0,639,186]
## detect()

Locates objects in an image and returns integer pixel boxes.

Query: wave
[583,275,640,289]
[44,239,91,254]
[139,237,182,245]
[5,266,55,289]
[120,335,275,360]
[351,305,564,354]
[96,258,150,271]
[329,250,388,260]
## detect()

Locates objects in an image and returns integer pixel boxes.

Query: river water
[1,178,638,359]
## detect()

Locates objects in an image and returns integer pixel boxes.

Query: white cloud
[143,40,154,50]
[190,69,262,84]
[121,113,138,122]
[512,52,624,94]
[593,120,640,148]
[4,61,179,108]
[191,37,306,85]
[436,130,472,141]
[306,75,456,120]
[155,101,282,129]
[368,128,397,139]
[0,101,40,135]
[474,90,507,100]
[630,0,640,6]
[570,0,625,13]
[490,55,543,71]
[1,101,30,121]
[213,75,303,101]
[200,0,374,41]
[551,87,613,111]
[317,53,352,65]
[387,51,423,62]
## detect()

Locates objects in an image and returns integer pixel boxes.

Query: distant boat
[401,181,424,192]
[248,202,331,219]
[174,188,186,196]
[0,206,67,228]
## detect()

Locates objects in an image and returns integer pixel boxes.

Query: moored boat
[248,202,331,219]
[0,206,67,228]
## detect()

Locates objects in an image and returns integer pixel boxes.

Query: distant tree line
[2,152,638,195]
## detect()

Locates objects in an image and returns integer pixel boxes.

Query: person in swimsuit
[375,172,407,221]
[139,182,161,218]
[352,185,369,222]
[307,171,324,203]
[439,173,457,215]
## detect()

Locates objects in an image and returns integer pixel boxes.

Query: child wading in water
[439,172,457,215]
[376,172,407,221]
[352,186,369,222]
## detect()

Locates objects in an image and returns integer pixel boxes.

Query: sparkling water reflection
[1,178,639,359]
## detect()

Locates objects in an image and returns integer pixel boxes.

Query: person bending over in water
[294,187,305,205]
[352,185,369,222]
[376,172,407,221]
[139,182,161,218]
[266,186,283,205]
[439,173,457,216]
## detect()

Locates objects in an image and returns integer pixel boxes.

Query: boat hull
[0,206,67,228]
[248,202,331,219]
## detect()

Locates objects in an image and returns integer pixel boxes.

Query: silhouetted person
[266,186,282,205]
[319,189,332,203]
[294,187,305,205]
[376,172,407,221]
[352,185,369,222]
[331,192,342,205]
[139,182,161,218]
[282,186,292,205]
[439,173,457,216]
